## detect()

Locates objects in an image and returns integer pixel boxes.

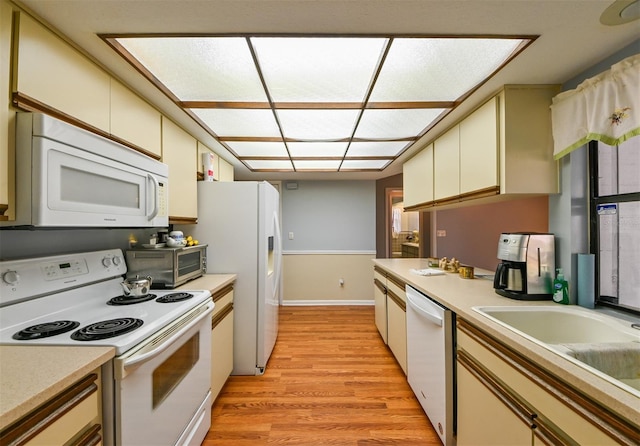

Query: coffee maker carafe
[493,233,555,300]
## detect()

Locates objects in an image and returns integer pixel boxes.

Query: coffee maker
[493,233,555,300]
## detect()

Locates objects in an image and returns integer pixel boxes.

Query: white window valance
[551,54,640,159]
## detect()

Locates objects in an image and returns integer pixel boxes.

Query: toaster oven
[125,244,207,288]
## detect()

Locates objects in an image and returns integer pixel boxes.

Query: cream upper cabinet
[218,157,235,182]
[499,85,560,194]
[459,96,499,195]
[402,143,433,209]
[433,125,460,201]
[403,85,560,210]
[110,79,162,158]
[1,0,13,221]
[162,117,198,223]
[14,13,110,132]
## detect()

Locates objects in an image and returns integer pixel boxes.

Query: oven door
[113,301,213,446]
[34,136,168,227]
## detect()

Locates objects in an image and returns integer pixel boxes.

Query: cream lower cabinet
[385,274,407,375]
[210,283,234,401]
[0,371,102,446]
[456,319,639,446]
[457,360,533,445]
[372,267,407,374]
[373,266,388,344]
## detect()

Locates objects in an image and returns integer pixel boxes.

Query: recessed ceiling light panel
[106,34,533,173]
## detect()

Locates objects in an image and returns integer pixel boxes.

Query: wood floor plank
[202,305,441,445]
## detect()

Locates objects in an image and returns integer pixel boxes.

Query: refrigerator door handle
[271,210,283,298]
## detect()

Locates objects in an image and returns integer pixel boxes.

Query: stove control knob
[2,270,20,285]
[102,257,113,268]
[112,256,122,266]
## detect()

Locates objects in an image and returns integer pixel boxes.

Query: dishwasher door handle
[407,293,443,327]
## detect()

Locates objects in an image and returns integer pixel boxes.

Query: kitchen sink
[472,305,640,395]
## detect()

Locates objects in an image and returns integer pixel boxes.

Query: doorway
[386,188,420,258]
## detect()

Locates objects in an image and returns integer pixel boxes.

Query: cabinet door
[0,1,12,220]
[386,275,407,374]
[14,13,110,132]
[459,97,498,194]
[433,125,460,201]
[458,320,629,446]
[386,291,407,375]
[218,157,234,182]
[456,360,532,446]
[1,372,102,446]
[161,117,198,221]
[211,307,234,400]
[110,79,162,157]
[373,269,387,343]
[403,143,433,208]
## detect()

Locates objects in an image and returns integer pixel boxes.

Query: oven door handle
[115,301,214,379]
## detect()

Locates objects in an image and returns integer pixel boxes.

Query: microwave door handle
[147,174,159,221]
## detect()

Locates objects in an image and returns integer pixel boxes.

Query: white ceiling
[13,0,640,181]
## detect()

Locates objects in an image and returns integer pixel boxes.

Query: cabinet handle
[0,374,98,446]
[212,302,234,329]
[458,350,535,429]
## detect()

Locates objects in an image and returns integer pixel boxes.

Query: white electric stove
[0,249,214,446]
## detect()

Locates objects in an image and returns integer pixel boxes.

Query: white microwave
[3,113,168,228]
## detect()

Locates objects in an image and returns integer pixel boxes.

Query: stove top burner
[12,320,81,340]
[156,292,194,303]
[107,294,157,305]
[71,318,144,341]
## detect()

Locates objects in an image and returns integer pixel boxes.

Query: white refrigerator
[191,181,282,375]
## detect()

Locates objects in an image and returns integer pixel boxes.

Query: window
[589,137,640,312]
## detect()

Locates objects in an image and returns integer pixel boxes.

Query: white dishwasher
[406,285,456,446]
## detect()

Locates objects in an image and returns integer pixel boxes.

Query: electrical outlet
[437,230,447,237]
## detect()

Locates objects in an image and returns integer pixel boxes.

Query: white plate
[142,243,166,248]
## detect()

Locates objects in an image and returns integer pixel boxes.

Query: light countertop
[373,258,640,425]
[0,346,114,429]
[176,274,236,294]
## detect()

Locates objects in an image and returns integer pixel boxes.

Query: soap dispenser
[552,268,570,304]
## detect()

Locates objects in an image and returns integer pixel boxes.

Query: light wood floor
[202,305,441,445]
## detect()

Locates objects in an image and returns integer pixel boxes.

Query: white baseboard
[282,300,375,306]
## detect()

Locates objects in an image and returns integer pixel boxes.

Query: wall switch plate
[288,232,294,240]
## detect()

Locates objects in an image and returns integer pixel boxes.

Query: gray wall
[281,180,376,252]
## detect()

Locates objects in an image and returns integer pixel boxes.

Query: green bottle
[553,268,569,304]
